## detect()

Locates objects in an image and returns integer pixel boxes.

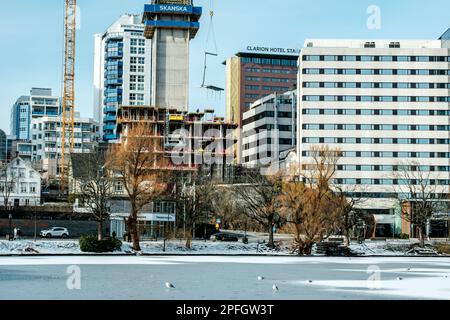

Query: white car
[40,227,70,238]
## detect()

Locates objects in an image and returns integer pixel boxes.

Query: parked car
[210,233,239,242]
[40,227,70,239]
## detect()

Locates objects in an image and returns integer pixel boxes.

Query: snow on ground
[0,239,292,256]
[0,238,445,256]
[349,240,415,256]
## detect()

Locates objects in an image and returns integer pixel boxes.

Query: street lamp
[8,213,12,241]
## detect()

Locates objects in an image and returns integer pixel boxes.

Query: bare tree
[170,168,217,248]
[0,161,17,209]
[107,123,168,251]
[72,148,114,240]
[233,170,283,248]
[395,161,443,247]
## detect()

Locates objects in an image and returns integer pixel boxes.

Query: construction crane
[60,0,77,191]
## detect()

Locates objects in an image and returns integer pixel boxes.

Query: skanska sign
[158,5,190,13]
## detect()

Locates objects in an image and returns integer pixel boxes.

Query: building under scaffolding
[117,105,238,177]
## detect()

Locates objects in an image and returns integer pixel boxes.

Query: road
[1,256,450,300]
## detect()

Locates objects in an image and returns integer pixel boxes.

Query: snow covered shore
[0,239,446,256]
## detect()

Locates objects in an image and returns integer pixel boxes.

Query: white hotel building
[298,30,450,236]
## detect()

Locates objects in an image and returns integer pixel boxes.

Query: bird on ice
[396,277,403,281]
[165,282,175,289]
[307,280,313,284]
[272,284,279,291]
[257,276,264,281]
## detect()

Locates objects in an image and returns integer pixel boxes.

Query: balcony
[104,106,117,113]
[104,124,116,131]
[104,114,117,122]
[104,134,120,141]
[105,78,123,86]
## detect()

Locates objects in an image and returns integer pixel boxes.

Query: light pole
[8,213,12,241]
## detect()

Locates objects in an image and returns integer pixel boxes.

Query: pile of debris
[406,246,439,256]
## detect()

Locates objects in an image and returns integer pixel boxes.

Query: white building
[297,32,450,236]
[93,14,152,141]
[31,113,100,178]
[0,157,41,206]
[242,90,297,169]
[10,88,60,141]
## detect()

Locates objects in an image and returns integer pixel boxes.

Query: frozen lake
[1,256,450,300]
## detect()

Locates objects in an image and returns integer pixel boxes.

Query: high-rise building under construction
[142,0,202,112]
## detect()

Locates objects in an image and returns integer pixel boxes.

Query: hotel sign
[246,46,299,54]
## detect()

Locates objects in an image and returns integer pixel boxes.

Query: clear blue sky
[0,0,449,134]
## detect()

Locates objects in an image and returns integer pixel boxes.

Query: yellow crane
[60,0,77,191]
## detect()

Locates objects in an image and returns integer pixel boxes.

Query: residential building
[0,157,41,207]
[241,90,297,170]
[224,49,298,163]
[93,14,152,141]
[142,0,202,112]
[31,113,100,178]
[297,32,450,236]
[10,88,60,140]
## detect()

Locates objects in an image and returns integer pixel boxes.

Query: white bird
[407,267,411,271]
[165,282,175,289]
[443,275,448,279]
[272,284,279,291]
[307,280,313,284]
[397,277,403,281]
[257,276,265,281]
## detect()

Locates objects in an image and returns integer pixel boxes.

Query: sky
[0,0,449,134]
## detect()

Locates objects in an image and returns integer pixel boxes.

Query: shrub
[79,235,122,253]
[435,244,450,255]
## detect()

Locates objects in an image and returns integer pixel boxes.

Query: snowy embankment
[0,239,292,256]
[0,239,444,256]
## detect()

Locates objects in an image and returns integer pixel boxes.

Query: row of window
[130,47,145,55]
[245,67,297,74]
[345,192,449,200]
[243,138,295,151]
[0,183,38,194]
[241,57,297,66]
[303,55,450,62]
[302,108,450,116]
[255,124,294,132]
[243,111,295,126]
[335,178,450,186]
[130,39,146,47]
[303,137,449,145]
[130,57,145,64]
[303,68,449,75]
[303,82,450,89]
[130,75,145,83]
[244,85,291,92]
[303,124,450,131]
[245,77,293,83]
[335,165,450,172]
[302,150,450,159]
[303,95,449,102]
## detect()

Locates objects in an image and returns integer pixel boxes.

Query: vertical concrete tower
[143,0,202,111]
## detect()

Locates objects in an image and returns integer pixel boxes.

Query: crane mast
[61,0,77,191]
